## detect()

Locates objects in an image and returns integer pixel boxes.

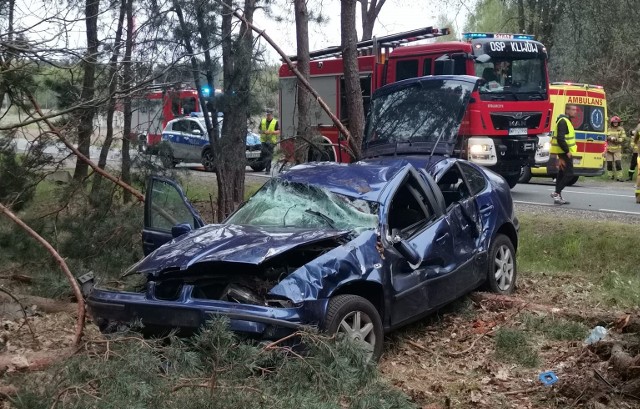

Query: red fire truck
[132,85,204,153]
[278,28,552,187]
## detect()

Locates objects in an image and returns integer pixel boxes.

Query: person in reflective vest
[550,104,578,205]
[259,109,280,174]
[606,116,626,181]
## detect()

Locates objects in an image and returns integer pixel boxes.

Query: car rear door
[142,176,205,255]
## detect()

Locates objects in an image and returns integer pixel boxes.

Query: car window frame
[457,161,487,196]
[386,171,440,240]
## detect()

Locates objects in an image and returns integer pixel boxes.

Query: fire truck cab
[278,28,552,188]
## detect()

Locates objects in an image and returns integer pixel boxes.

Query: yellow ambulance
[520,82,607,184]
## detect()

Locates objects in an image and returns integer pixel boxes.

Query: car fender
[269,230,385,304]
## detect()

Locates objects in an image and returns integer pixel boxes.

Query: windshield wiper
[305,209,336,229]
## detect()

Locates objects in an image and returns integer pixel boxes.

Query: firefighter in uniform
[550,104,578,205]
[606,116,626,181]
[259,109,280,174]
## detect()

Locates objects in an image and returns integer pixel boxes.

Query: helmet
[611,115,621,123]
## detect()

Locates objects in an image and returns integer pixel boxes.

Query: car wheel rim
[203,152,214,169]
[494,245,514,291]
[337,310,376,358]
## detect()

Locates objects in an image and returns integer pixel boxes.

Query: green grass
[517,213,640,306]
[494,328,540,367]
[521,314,588,341]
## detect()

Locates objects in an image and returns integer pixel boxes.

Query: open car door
[143,176,205,256]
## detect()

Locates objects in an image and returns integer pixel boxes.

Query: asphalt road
[511,178,640,216]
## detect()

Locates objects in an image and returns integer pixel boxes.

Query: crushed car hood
[134,224,351,275]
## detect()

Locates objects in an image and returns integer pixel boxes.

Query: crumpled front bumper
[87,282,328,339]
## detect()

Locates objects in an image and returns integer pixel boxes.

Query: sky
[252,0,473,62]
[12,0,473,64]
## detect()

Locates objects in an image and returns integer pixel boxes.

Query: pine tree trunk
[293,0,310,164]
[74,0,100,181]
[91,0,126,201]
[121,0,134,203]
[341,0,365,160]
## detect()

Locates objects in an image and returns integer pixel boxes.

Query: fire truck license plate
[508,128,528,136]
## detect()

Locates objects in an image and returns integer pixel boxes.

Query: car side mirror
[171,223,192,238]
[192,129,203,135]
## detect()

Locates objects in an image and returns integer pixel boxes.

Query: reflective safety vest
[606,126,626,153]
[551,115,577,154]
[260,118,278,144]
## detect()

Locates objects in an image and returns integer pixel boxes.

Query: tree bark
[359,0,386,41]
[216,0,254,219]
[341,0,365,160]
[293,0,311,164]
[516,0,526,33]
[73,0,100,181]
[91,0,126,201]
[121,0,134,203]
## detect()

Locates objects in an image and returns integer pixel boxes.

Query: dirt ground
[0,273,637,408]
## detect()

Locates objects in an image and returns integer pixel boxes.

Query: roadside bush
[0,136,54,211]
[11,319,414,409]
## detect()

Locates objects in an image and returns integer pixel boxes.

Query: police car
[159,113,265,172]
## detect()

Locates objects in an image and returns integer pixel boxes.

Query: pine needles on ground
[11,319,414,409]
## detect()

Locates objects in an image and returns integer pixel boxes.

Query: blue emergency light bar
[463,32,535,41]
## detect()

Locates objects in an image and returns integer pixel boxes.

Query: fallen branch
[0,202,84,345]
[0,274,32,284]
[0,293,76,315]
[469,292,640,332]
[0,288,37,343]
[0,347,75,373]
[406,339,429,352]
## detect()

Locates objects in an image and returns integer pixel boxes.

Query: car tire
[565,176,579,186]
[160,152,175,169]
[518,166,532,184]
[250,163,265,172]
[202,148,216,172]
[486,234,517,295]
[322,294,384,362]
[504,173,519,189]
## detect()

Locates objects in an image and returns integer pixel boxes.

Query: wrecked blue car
[87,75,518,360]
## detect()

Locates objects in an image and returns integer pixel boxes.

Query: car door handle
[587,138,594,142]
[480,204,494,214]
[435,232,449,243]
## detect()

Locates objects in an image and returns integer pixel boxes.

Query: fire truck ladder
[288,26,450,62]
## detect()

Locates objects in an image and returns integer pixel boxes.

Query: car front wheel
[202,148,215,172]
[323,294,384,362]
[486,234,517,294]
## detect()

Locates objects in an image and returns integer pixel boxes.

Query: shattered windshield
[226,179,379,232]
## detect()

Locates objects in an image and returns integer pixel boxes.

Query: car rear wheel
[202,148,215,172]
[486,234,517,294]
[323,295,383,362]
[250,163,265,172]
